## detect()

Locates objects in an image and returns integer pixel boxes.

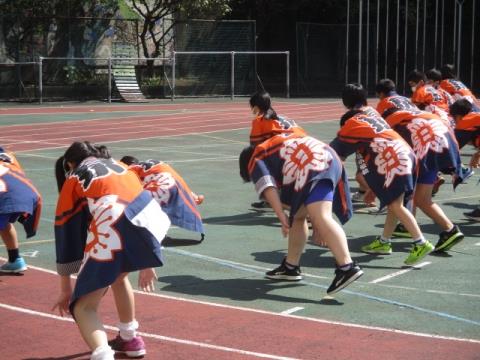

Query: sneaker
[361,237,392,255]
[392,223,412,238]
[462,167,475,181]
[404,241,434,265]
[0,257,27,273]
[327,262,364,295]
[431,175,445,197]
[108,334,146,358]
[464,208,480,222]
[251,200,270,209]
[453,167,475,188]
[434,225,464,252]
[351,191,365,203]
[265,258,302,281]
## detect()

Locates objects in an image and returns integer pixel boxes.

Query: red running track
[0,266,479,360]
[0,102,345,152]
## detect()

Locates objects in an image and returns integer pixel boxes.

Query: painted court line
[0,303,299,360]
[369,262,431,284]
[18,262,480,344]
[163,250,480,327]
[281,307,304,315]
[14,126,252,153]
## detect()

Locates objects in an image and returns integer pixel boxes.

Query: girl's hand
[52,290,71,317]
[278,211,290,237]
[470,152,480,168]
[311,229,327,247]
[138,268,157,292]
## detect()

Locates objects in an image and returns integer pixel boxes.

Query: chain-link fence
[0,51,289,102]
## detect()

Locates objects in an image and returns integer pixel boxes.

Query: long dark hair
[120,155,139,165]
[441,64,456,80]
[63,141,111,167]
[54,155,67,192]
[239,145,255,182]
[55,141,111,192]
[249,91,277,120]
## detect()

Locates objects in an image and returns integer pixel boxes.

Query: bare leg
[388,195,423,240]
[306,200,352,266]
[285,207,309,266]
[111,273,135,323]
[414,183,453,231]
[73,287,109,351]
[0,223,18,251]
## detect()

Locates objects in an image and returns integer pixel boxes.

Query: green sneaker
[392,223,411,238]
[404,240,434,265]
[361,237,392,255]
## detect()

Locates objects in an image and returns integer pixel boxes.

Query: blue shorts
[0,213,20,231]
[417,168,438,185]
[305,179,334,205]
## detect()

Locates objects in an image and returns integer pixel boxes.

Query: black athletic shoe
[464,208,480,222]
[265,258,302,281]
[434,224,464,252]
[327,262,363,295]
[251,200,270,209]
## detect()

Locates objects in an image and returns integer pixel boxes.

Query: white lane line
[369,262,431,284]
[281,307,304,315]
[9,261,480,344]
[475,242,480,246]
[0,303,300,360]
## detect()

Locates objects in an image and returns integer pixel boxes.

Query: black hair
[239,145,255,183]
[63,141,111,168]
[425,68,442,82]
[249,91,277,120]
[441,64,456,79]
[340,109,363,127]
[407,69,426,83]
[375,79,396,95]
[449,98,473,117]
[342,83,367,109]
[120,155,139,165]
[54,155,67,192]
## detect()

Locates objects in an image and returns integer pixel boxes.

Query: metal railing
[0,51,290,103]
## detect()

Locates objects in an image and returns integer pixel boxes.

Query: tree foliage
[0,0,118,60]
[129,0,231,59]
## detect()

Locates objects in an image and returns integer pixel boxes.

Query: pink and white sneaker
[108,334,146,358]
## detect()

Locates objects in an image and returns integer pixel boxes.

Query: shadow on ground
[158,275,323,304]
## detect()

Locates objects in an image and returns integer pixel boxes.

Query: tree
[129,0,231,60]
[0,0,118,61]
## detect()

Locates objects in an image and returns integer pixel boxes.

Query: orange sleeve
[411,87,431,106]
[440,80,455,95]
[456,113,480,131]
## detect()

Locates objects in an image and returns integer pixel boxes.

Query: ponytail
[249,91,278,120]
[54,156,67,192]
[63,141,111,169]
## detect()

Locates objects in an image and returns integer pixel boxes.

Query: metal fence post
[39,57,43,104]
[286,51,290,98]
[172,51,176,101]
[107,57,112,103]
[231,51,235,100]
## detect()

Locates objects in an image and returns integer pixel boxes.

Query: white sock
[413,237,426,245]
[90,345,115,360]
[380,236,391,244]
[118,320,139,341]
